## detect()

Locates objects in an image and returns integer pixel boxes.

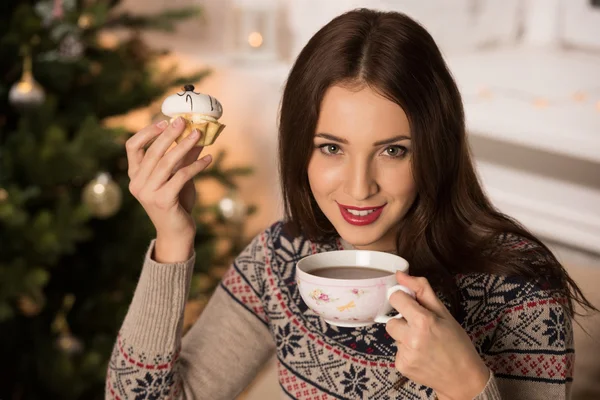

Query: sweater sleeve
[105,234,275,400]
[474,286,574,400]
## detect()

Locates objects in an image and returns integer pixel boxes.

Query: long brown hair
[278,8,595,317]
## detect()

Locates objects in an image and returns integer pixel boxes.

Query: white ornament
[9,55,45,110]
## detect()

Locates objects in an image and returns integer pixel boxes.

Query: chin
[334,220,393,249]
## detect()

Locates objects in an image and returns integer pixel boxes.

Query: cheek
[308,155,343,193]
[380,162,416,199]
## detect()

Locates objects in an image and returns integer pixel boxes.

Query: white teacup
[296,250,414,327]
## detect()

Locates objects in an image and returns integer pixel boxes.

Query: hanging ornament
[77,13,94,29]
[9,54,46,110]
[82,172,122,218]
[59,34,85,61]
[56,332,84,355]
[218,189,247,223]
[17,295,42,317]
[52,294,84,355]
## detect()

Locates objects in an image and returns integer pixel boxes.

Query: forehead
[316,85,410,138]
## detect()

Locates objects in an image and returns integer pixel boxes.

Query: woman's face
[308,84,417,252]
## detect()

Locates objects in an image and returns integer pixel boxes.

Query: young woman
[106,9,594,400]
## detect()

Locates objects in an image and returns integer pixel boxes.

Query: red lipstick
[337,202,386,226]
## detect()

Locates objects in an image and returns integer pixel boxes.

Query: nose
[343,158,379,201]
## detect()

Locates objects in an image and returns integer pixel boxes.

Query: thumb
[395,271,449,318]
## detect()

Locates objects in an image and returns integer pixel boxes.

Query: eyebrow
[314,133,411,146]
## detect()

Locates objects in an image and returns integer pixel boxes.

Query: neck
[339,237,397,254]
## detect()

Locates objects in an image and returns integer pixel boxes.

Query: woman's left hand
[386,271,490,400]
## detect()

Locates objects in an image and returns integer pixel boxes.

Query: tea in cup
[296,250,414,327]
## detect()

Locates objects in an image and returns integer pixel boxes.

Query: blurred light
[533,98,548,108]
[97,32,119,50]
[248,32,263,48]
[477,86,492,99]
[571,91,588,102]
[93,183,106,195]
[78,14,93,29]
[16,81,33,93]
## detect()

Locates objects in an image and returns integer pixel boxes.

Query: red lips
[337,202,386,226]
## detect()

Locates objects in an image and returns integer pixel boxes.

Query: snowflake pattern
[131,371,175,400]
[542,308,566,347]
[340,364,370,398]
[350,324,378,345]
[275,323,304,359]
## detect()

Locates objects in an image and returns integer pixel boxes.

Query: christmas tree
[0,1,253,399]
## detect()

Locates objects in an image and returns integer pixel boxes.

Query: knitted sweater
[106,221,574,399]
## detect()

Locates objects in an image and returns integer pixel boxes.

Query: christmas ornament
[52,294,83,355]
[9,54,46,110]
[78,13,94,29]
[59,34,85,61]
[82,172,122,218]
[97,31,119,50]
[18,295,42,317]
[218,189,247,223]
[56,332,84,355]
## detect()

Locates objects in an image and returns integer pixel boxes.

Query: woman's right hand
[126,117,212,262]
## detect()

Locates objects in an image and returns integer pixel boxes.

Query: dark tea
[309,266,392,279]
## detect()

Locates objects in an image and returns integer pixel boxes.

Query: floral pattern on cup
[351,288,365,297]
[310,289,338,304]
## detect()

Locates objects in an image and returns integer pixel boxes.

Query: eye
[318,144,342,156]
[382,145,407,158]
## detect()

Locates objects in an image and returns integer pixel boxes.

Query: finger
[161,154,212,197]
[395,271,449,317]
[173,142,204,174]
[135,117,186,184]
[145,129,201,191]
[385,316,409,342]
[125,120,169,178]
[389,289,433,326]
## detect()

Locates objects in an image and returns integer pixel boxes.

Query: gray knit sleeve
[105,236,275,399]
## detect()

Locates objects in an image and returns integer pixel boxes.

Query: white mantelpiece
[446,47,600,253]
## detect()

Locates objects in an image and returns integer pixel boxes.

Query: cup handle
[373,285,416,324]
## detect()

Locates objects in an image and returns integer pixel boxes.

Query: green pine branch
[105,7,202,32]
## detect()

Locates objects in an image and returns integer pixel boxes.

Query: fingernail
[156,120,168,129]
[200,154,212,163]
[173,116,183,127]
[189,129,199,140]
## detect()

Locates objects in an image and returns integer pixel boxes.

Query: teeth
[347,208,377,216]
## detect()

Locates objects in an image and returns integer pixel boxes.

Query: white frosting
[161,85,223,119]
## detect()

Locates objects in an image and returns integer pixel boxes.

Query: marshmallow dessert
[161,84,226,146]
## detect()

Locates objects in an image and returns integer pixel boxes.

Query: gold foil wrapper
[171,117,226,146]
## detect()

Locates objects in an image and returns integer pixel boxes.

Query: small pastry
[161,84,226,146]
